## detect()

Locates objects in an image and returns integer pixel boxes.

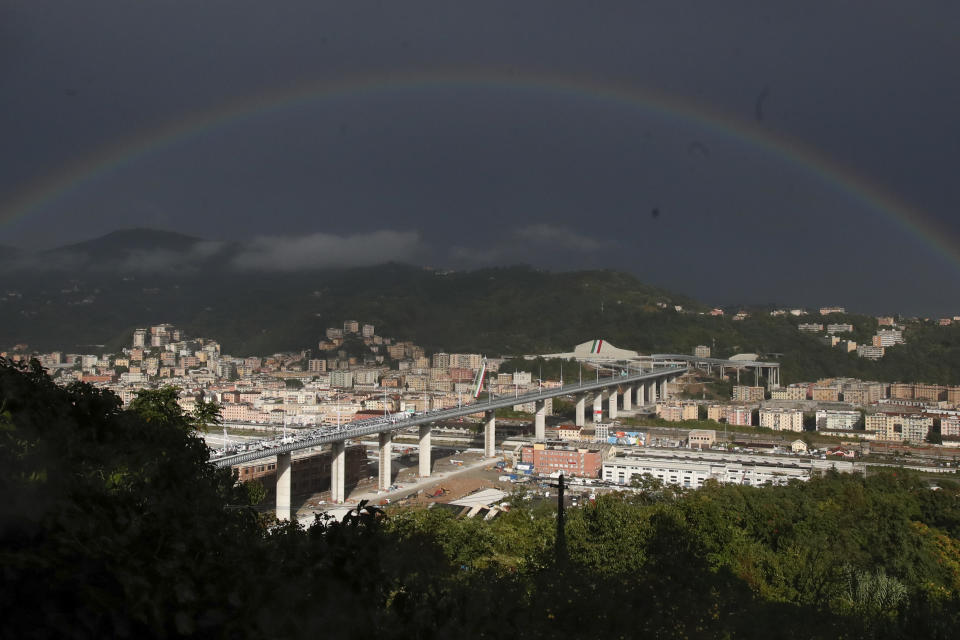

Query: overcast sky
[2,1,959,315]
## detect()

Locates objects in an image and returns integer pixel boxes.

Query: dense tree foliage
[4,360,960,638]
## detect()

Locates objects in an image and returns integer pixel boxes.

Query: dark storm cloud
[231,231,423,271]
[1,1,960,314]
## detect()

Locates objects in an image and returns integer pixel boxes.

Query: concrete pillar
[378,431,392,491]
[636,382,645,406]
[592,393,603,422]
[649,380,657,404]
[608,389,619,420]
[418,424,432,478]
[330,441,345,503]
[575,395,586,427]
[276,451,292,521]
[484,411,496,457]
[534,400,546,440]
[622,386,632,411]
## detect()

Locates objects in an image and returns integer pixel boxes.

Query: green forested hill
[4,258,960,384]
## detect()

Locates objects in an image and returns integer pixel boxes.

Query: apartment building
[942,416,960,438]
[771,386,807,401]
[811,386,840,403]
[816,409,860,431]
[857,345,885,360]
[914,384,946,403]
[890,383,914,400]
[759,408,804,432]
[873,330,904,347]
[819,307,846,315]
[694,345,711,358]
[827,323,854,334]
[656,401,698,422]
[798,323,824,333]
[725,406,753,426]
[431,352,451,369]
[865,412,933,443]
[732,386,765,402]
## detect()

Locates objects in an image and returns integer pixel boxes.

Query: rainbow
[2,68,957,268]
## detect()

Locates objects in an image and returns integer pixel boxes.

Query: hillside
[4,230,960,385]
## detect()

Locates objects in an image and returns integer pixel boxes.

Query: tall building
[431,352,451,369]
[732,386,765,402]
[816,410,860,431]
[361,324,375,338]
[759,408,804,432]
[865,413,933,443]
[343,320,359,334]
[132,328,147,348]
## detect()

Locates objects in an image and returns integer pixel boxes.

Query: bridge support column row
[484,411,496,457]
[575,395,586,427]
[331,441,345,503]
[622,386,632,411]
[535,399,547,440]
[378,431,392,491]
[276,451,292,521]
[608,389,619,420]
[419,424,432,478]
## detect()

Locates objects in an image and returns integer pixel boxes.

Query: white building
[816,409,860,431]
[602,450,856,489]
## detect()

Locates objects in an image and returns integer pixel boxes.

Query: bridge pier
[330,441,345,503]
[636,382,645,407]
[649,380,658,405]
[484,411,496,457]
[592,393,603,422]
[575,395,586,427]
[534,400,547,440]
[276,451,292,521]
[418,424,432,478]
[608,389,619,420]
[378,431,392,491]
[622,386,632,411]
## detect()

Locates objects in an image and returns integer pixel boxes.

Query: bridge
[212,364,688,519]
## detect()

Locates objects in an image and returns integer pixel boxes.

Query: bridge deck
[211,365,687,468]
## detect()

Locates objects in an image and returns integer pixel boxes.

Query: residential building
[877,316,896,326]
[694,345,711,358]
[343,320,359,334]
[759,408,803,432]
[812,386,840,403]
[856,345,885,360]
[361,324,375,338]
[557,425,583,441]
[816,410,860,431]
[819,306,845,315]
[326,328,343,340]
[732,386,765,402]
[725,406,752,426]
[132,328,147,348]
[827,323,854,334]
[914,384,945,403]
[431,352,451,369]
[941,416,960,438]
[890,383,914,400]
[707,405,724,422]
[330,370,354,389]
[798,323,824,333]
[656,401,698,422]
[771,386,807,401]
[865,412,933,443]
[873,330,904,347]
[308,359,327,373]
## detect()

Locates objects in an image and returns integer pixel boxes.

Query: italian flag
[590,339,604,354]
[472,360,487,398]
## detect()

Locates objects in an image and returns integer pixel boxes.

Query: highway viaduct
[212,365,688,519]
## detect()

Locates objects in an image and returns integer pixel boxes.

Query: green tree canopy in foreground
[2,359,960,638]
